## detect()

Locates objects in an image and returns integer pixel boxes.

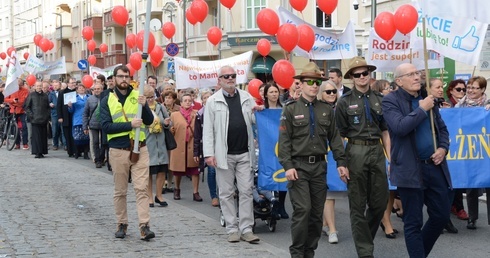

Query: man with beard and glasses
[203,65,260,244]
[99,65,155,240]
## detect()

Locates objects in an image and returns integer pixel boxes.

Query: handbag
[164,128,177,150]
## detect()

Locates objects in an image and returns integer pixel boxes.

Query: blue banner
[256,108,490,191]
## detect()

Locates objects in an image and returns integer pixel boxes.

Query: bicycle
[0,106,19,151]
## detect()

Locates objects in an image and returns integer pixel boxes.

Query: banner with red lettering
[173,51,253,89]
[367,28,444,72]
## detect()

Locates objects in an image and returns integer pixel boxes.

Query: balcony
[137,0,164,17]
[104,9,124,28]
[54,25,72,40]
[83,17,103,32]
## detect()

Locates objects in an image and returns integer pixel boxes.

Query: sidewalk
[0,149,289,257]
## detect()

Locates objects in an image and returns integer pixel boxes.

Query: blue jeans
[51,116,65,147]
[398,163,451,258]
[15,113,28,145]
[207,166,217,199]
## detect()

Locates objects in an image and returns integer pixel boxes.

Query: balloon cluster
[374,4,418,41]
[32,34,54,53]
[251,1,338,89]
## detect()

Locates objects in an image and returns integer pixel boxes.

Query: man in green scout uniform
[278,62,348,258]
[335,57,390,258]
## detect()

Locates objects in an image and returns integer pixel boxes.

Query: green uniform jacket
[278,96,347,171]
[335,87,387,139]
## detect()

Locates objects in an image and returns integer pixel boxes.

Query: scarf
[457,93,487,107]
[180,107,193,142]
[148,103,162,134]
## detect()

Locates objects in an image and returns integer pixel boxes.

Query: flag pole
[132,0,152,154]
[422,16,437,152]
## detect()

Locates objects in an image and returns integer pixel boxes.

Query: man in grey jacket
[83,83,104,168]
[203,65,259,244]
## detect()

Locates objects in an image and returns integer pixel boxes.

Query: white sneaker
[328,231,338,244]
[322,226,329,235]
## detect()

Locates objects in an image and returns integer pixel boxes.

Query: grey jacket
[83,94,101,130]
[144,103,171,166]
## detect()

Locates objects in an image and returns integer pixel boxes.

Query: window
[316,6,332,28]
[246,0,266,29]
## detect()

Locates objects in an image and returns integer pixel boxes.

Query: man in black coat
[57,78,76,157]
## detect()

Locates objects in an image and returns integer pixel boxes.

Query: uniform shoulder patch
[285,100,296,106]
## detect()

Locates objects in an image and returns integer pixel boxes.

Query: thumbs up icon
[452,26,480,52]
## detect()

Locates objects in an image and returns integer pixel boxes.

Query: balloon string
[230,11,242,52]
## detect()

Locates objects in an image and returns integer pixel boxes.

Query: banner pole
[422,17,437,152]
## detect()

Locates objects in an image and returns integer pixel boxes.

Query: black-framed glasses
[454,87,466,92]
[397,71,421,78]
[220,74,237,79]
[302,79,323,86]
[116,75,131,79]
[324,89,338,95]
[352,70,370,78]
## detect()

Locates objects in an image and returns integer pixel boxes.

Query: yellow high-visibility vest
[107,91,146,142]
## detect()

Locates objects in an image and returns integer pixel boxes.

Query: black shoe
[74,153,79,159]
[140,224,155,240]
[279,206,289,219]
[467,219,477,230]
[380,222,397,239]
[115,224,128,238]
[107,164,112,171]
[149,203,154,208]
[445,220,458,233]
[34,154,41,158]
[96,162,102,168]
[155,196,168,207]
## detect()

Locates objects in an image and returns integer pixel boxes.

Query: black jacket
[25,91,50,125]
[56,87,75,126]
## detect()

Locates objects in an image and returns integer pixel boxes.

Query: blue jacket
[68,94,89,126]
[48,91,60,118]
[382,88,452,189]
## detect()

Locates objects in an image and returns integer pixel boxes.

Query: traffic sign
[78,59,88,70]
[167,59,175,74]
[166,43,179,57]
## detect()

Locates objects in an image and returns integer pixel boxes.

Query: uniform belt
[348,139,380,146]
[293,155,326,164]
[115,140,146,151]
[420,158,434,165]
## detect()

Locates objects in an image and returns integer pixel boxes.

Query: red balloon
[318,0,338,15]
[99,43,108,53]
[374,12,397,41]
[151,58,162,68]
[272,60,295,89]
[0,52,6,60]
[276,24,299,52]
[394,4,418,35]
[126,33,136,48]
[82,26,94,41]
[49,41,54,50]
[87,55,96,65]
[207,26,222,46]
[248,79,263,99]
[162,22,176,39]
[26,75,36,86]
[112,5,129,26]
[39,39,50,52]
[290,0,308,12]
[186,8,198,25]
[297,24,315,52]
[87,40,97,52]
[257,8,280,36]
[126,63,135,76]
[33,34,43,46]
[256,39,271,57]
[136,30,156,53]
[150,46,164,63]
[220,0,236,9]
[82,75,94,88]
[7,47,15,57]
[23,52,29,60]
[129,52,142,70]
[190,0,208,23]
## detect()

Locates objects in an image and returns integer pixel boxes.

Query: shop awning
[251,56,276,74]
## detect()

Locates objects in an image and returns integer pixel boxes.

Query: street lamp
[163,2,177,26]
[15,17,42,58]
[53,13,63,58]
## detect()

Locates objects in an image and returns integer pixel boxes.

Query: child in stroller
[252,171,280,232]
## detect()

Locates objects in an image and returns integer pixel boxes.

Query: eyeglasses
[397,71,421,78]
[302,79,323,86]
[116,75,131,79]
[220,74,237,79]
[146,96,155,99]
[352,70,370,78]
[324,89,338,95]
[467,86,481,90]
[454,87,466,92]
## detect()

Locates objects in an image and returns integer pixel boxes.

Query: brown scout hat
[344,56,377,79]
[293,62,328,81]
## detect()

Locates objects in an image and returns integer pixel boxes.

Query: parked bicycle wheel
[0,120,5,148]
[6,117,18,151]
